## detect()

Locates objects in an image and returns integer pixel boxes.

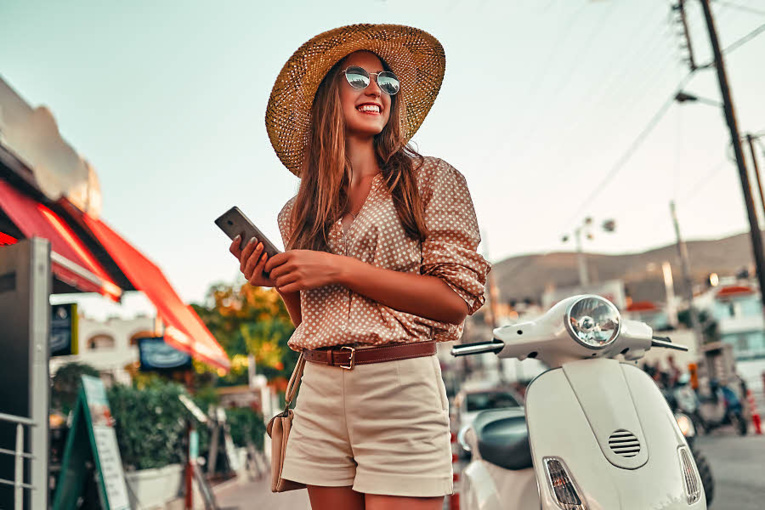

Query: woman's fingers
[229,235,242,258]
[274,271,299,291]
[248,252,270,285]
[243,242,264,278]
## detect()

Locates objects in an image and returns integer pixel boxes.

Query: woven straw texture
[266,24,446,176]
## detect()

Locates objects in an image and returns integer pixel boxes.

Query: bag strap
[284,352,306,410]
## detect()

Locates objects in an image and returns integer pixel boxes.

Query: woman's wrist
[333,254,357,287]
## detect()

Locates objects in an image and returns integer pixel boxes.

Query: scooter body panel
[461,460,538,510]
[526,359,706,509]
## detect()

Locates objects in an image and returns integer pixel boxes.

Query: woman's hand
[229,236,275,287]
[265,250,343,293]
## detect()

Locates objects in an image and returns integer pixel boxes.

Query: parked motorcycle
[453,295,707,509]
[697,378,748,435]
[666,374,702,423]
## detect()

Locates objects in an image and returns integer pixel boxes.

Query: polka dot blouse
[277,156,491,351]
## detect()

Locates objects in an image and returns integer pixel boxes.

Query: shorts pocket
[430,356,449,412]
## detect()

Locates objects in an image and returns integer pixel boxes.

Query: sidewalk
[215,474,311,510]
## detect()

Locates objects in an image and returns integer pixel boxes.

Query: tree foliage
[191,282,298,384]
[51,362,100,414]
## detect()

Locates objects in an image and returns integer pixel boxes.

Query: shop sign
[138,336,192,371]
[51,303,78,356]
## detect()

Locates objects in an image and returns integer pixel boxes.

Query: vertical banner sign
[53,376,131,510]
[50,303,78,356]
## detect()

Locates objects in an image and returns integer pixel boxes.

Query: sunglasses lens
[377,72,400,95]
[345,66,370,89]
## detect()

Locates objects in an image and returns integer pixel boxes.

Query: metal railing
[0,411,37,510]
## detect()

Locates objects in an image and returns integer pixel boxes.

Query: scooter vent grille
[608,429,641,458]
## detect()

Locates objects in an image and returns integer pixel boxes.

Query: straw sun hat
[265,24,446,176]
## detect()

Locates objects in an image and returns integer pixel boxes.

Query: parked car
[452,387,523,434]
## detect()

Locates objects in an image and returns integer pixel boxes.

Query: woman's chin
[346,125,385,139]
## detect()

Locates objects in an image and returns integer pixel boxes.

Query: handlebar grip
[451,340,505,357]
[651,338,689,352]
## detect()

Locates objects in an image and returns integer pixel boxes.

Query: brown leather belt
[303,341,436,370]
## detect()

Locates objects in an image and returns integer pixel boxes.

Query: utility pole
[747,134,765,223]
[673,0,698,71]
[575,227,590,286]
[481,231,505,384]
[699,0,765,325]
[671,201,704,354]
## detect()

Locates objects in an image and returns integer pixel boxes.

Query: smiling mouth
[357,104,381,114]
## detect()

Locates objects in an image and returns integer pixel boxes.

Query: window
[466,392,521,412]
[87,334,115,350]
[736,335,750,353]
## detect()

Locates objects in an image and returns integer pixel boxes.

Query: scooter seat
[473,408,532,471]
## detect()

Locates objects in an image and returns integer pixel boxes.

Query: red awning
[0,179,121,300]
[627,301,659,312]
[716,285,755,298]
[73,212,230,371]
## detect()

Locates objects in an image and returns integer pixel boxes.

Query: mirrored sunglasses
[342,66,400,96]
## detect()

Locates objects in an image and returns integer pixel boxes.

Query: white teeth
[357,104,380,113]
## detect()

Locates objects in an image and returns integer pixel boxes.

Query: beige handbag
[266,353,306,492]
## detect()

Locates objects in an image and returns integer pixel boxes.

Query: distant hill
[492,231,756,304]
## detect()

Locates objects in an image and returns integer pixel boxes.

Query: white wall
[49,315,157,385]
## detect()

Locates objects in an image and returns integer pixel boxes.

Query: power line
[723,21,765,53]
[564,72,695,229]
[715,0,765,17]
[680,158,729,203]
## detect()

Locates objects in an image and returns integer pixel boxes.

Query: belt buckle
[340,346,356,370]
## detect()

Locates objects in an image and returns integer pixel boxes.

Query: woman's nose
[365,77,382,97]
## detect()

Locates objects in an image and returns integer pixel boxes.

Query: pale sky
[2,0,765,316]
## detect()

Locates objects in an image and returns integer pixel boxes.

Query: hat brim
[266,24,446,176]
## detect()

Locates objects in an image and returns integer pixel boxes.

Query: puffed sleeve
[419,158,491,315]
[277,196,297,249]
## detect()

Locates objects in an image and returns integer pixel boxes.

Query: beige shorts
[281,353,453,497]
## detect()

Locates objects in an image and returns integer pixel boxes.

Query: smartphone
[215,206,282,259]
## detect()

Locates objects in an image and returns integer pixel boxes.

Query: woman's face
[338,51,392,139]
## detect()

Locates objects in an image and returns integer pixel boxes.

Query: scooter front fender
[461,460,538,510]
[525,359,706,509]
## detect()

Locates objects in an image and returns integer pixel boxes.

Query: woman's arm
[338,256,468,325]
[277,289,302,327]
[265,250,468,325]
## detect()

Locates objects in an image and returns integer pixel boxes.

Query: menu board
[82,376,130,509]
[52,376,130,510]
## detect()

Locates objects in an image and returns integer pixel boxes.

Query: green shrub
[226,407,266,452]
[51,362,99,415]
[107,380,188,471]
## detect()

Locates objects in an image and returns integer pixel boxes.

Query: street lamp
[562,217,616,286]
[674,90,722,108]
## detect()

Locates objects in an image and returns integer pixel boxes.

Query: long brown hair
[287,54,428,252]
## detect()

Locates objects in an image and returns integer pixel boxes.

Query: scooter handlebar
[451,340,505,357]
[650,336,689,352]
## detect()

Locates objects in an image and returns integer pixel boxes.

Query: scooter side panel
[526,365,706,509]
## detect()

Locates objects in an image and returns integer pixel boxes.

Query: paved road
[216,433,764,510]
[697,433,765,510]
[216,475,311,510]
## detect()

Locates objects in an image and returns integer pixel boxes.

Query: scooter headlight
[565,296,621,349]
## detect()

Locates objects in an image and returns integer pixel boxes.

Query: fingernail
[234,234,240,241]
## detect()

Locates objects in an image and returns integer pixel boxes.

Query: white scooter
[453,295,706,510]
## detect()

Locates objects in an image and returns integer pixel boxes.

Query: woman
[230,24,490,510]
